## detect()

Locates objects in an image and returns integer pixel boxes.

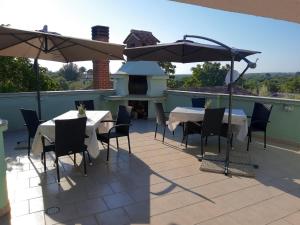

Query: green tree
[0,56,59,92]
[283,77,300,93]
[158,62,180,89]
[59,63,80,81]
[79,66,86,75]
[184,62,229,88]
[158,62,176,75]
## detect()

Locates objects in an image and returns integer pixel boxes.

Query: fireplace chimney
[92,25,112,89]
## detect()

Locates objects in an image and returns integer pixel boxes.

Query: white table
[168,107,248,141]
[32,110,113,158]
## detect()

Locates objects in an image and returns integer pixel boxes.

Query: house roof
[114,61,166,76]
[123,29,160,45]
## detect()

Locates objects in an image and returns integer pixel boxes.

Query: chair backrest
[55,117,87,157]
[192,98,206,108]
[75,100,94,110]
[251,102,273,130]
[20,108,40,138]
[154,103,167,126]
[201,108,225,137]
[116,105,132,134]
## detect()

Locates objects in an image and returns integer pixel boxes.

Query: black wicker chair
[247,102,273,151]
[182,121,202,148]
[192,98,206,108]
[154,103,174,142]
[199,108,225,160]
[182,97,206,146]
[97,105,132,161]
[20,108,44,156]
[41,117,89,182]
[75,100,94,110]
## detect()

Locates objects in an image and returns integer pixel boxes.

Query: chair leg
[200,136,204,161]
[55,157,60,183]
[127,135,131,154]
[154,124,158,139]
[181,134,185,144]
[172,131,175,136]
[82,151,87,176]
[116,137,119,150]
[27,135,31,157]
[162,126,166,142]
[218,136,221,153]
[43,152,46,172]
[181,125,186,143]
[264,131,267,149]
[247,132,251,151]
[230,133,233,147]
[106,140,110,161]
[86,151,92,165]
[185,134,188,148]
[73,153,76,165]
[205,136,208,145]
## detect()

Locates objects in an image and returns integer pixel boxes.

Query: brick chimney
[92,25,112,89]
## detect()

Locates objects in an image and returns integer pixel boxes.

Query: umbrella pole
[224,54,235,175]
[34,58,41,119]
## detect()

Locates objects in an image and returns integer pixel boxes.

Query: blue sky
[1,0,300,74]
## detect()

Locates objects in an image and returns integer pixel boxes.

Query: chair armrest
[108,123,130,134]
[41,135,54,146]
[251,119,270,124]
[247,115,252,119]
[186,121,202,127]
[100,120,117,123]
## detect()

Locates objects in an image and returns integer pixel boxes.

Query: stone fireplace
[106,61,167,119]
[104,29,167,119]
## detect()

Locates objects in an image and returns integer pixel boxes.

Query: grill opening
[128,76,147,95]
[129,100,148,119]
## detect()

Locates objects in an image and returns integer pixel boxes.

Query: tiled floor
[1,120,300,225]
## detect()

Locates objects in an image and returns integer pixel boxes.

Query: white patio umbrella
[0,25,125,118]
[172,0,300,24]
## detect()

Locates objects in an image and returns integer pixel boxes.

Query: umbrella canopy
[172,0,300,24]
[0,25,125,119]
[124,39,260,63]
[0,26,124,61]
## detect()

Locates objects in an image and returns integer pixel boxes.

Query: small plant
[77,104,86,116]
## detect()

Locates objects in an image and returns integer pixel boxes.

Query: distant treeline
[239,72,300,97]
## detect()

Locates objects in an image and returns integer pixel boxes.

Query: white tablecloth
[32,110,113,158]
[168,107,248,141]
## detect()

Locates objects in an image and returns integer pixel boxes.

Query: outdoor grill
[107,61,167,119]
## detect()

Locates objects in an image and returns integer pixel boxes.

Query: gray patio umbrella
[0,25,124,118]
[172,0,300,24]
[124,35,260,174]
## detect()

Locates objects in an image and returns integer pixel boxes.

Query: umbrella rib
[46,36,69,62]
[69,40,123,60]
[13,34,45,53]
[0,33,43,52]
[35,36,46,59]
[48,36,123,60]
[129,46,178,61]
